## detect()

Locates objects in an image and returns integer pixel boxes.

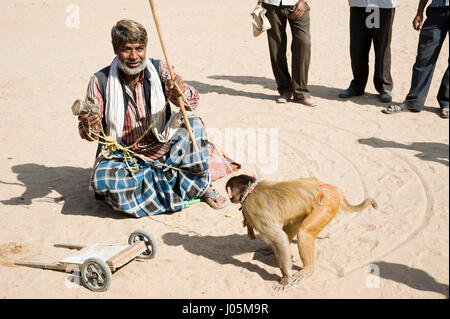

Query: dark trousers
[263,3,311,100]
[404,6,449,111]
[349,7,395,93]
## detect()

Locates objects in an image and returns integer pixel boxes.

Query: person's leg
[403,7,447,111]
[289,5,312,101]
[373,8,395,97]
[437,55,449,116]
[168,115,228,210]
[264,3,292,97]
[349,7,373,92]
[437,58,450,119]
[435,7,448,117]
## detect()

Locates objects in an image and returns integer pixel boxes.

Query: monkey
[225,174,378,290]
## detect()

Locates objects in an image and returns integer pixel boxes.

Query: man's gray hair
[111,19,148,53]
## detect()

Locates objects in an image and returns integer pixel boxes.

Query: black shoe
[339,88,364,99]
[94,192,105,201]
[379,91,392,103]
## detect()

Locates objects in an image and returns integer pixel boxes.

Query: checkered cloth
[91,116,211,217]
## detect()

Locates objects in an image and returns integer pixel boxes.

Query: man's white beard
[117,57,147,75]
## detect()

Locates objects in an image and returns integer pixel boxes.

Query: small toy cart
[15,230,156,292]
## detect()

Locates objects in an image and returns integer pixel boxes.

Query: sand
[0,0,448,299]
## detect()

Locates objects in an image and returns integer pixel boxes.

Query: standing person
[258,0,317,106]
[383,0,449,118]
[339,0,397,102]
[77,20,229,217]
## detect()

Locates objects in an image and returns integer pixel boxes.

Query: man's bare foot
[201,187,228,210]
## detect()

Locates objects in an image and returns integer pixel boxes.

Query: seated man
[77,19,229,217]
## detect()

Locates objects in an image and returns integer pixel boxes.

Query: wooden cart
[15,230,156,292]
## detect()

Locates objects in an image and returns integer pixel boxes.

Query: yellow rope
[81,81,236,176]
[81,99,185,173]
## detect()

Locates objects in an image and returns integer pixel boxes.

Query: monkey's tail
[339,192,378,213]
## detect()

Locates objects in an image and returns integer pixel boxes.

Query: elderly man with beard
[77,19,228,217]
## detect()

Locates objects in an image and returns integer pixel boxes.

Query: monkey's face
[226,186,241,204]
[226,175,257,205]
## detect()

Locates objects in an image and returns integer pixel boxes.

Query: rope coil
[80,82,235,176]
[80,98,176,173]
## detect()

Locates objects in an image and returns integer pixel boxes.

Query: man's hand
[413,0,429,31]
[168,74,187,101]
[289,0,307,20]
[413,13,424,31]
[78,113,100,129]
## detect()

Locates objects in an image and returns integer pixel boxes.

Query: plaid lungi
[91,116,211,217]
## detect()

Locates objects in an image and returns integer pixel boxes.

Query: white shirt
[348,0,397,8]
[261,0,300,5]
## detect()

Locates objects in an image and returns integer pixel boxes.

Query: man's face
[116,42,147,75]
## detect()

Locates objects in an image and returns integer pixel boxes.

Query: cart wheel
[128,230,157,259]
[81,257,112,292]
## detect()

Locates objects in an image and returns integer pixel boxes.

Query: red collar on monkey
[239,181,258,206]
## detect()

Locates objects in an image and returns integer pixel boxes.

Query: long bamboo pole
[148,0,199,153]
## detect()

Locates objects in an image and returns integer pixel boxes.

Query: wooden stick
[148,0,199,153]
[106,241,146,271]
[54,243,86,250]
[15,262,65,271]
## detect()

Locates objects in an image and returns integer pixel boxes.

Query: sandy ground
[0,0,448,300]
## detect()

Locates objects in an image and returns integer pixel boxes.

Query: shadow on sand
[358,137,449,167]
[190,75,389,107]
[374,261,449,298]
[189,75,445,115]
[162,232,302,283]
[0,163,128,219]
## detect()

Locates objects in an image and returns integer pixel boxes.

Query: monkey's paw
[272,277,293,293]
[290,268,314,286]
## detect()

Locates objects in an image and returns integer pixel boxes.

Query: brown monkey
[225,174,378,290]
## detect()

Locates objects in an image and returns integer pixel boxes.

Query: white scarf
[105,57,182,144]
